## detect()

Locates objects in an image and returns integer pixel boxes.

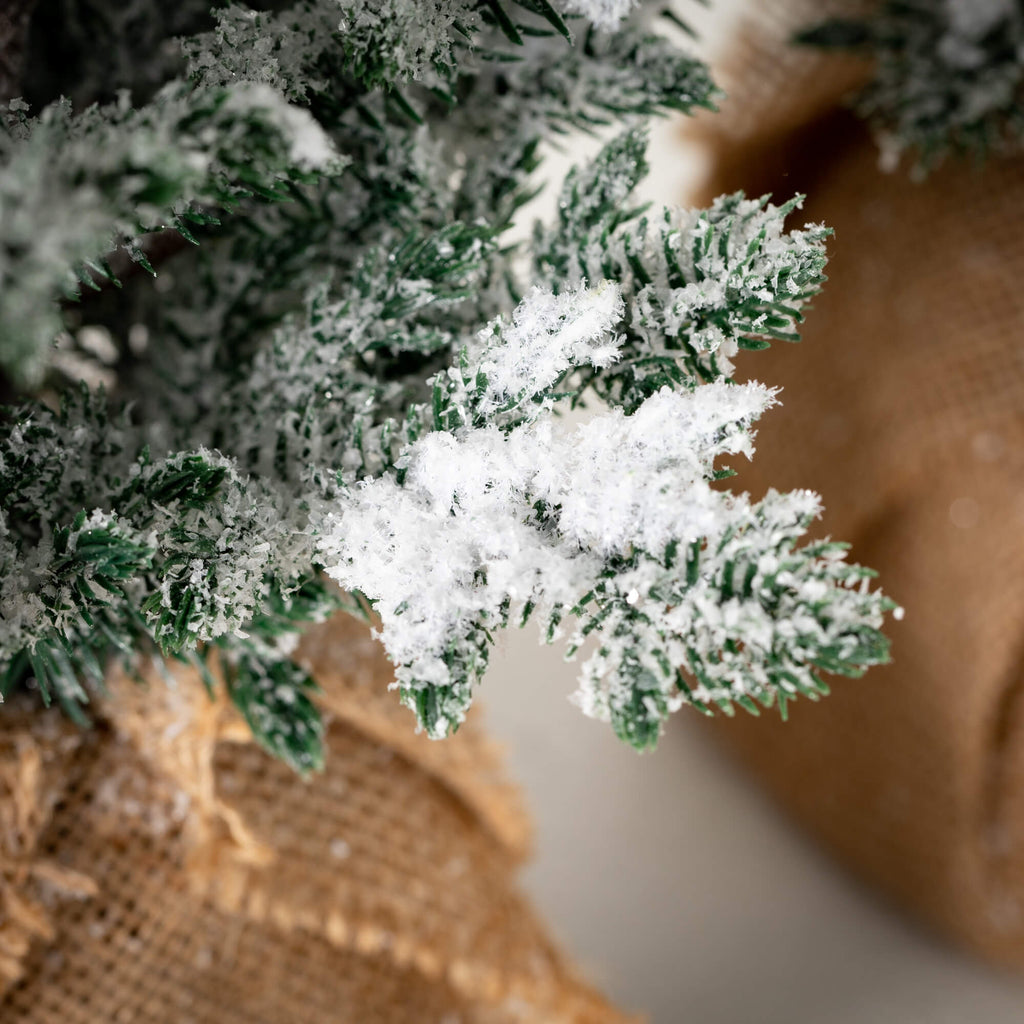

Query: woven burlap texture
[0,611,632,1023]
[684,0,1024,969]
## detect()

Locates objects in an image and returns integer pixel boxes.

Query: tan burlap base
[0,612,632,1022]
[684,0,1024,968]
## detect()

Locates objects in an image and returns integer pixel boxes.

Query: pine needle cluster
[0,0,897,772]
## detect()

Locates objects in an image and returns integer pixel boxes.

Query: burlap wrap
[685,0,1024,969]
[0,611,632,1022]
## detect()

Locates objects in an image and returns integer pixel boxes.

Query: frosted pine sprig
[799,0,1024,172]
[536,129,831,405]
[318,284,896,744]
[0,82,338,386]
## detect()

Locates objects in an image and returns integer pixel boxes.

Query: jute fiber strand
[684,0,1024,968]
[0,611,632,1022]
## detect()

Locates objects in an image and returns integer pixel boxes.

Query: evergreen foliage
[0,0,897,772]
[0,81,338,386]
[800,0,1024,172]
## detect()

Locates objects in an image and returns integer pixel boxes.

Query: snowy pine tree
[0,0,897,773]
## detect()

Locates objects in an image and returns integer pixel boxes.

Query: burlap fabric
[684,0,1024,969]
[0,611,632,1022]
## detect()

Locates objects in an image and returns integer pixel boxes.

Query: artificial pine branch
[0,0,897,773]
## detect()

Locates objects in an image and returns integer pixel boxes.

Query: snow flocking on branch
[317,281,894,744]
[317,286,630,702]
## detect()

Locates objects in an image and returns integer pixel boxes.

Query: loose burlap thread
[686,0,1024,969]
[0,611,632,1022]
